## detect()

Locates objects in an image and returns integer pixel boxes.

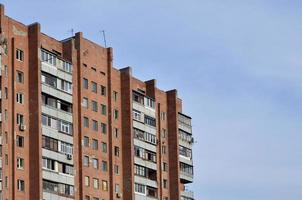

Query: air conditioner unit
[66,154,72,160]
[19,124,26,131]
[116,193,122,198]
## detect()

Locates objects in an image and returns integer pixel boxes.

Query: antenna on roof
[100,30,107,48]
[68,28,74,37]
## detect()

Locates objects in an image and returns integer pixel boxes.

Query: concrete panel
[42,126,73,144]
[42,169,74,185]
[134,157,157,170]
[43,192,74,200]
[41,62,72,82]
[42,105,73,123]
[42,149,73,165]
[134,175,157,188]
[41,84,72,103]
[134,138,157,153]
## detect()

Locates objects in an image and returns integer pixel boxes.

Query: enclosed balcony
[178,113,192,134]
[180,162,194,184]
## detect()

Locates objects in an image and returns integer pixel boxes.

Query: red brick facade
[0,4,194,200]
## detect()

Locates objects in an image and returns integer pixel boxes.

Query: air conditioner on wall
[67,154,72,160]
[116,193,122,198]
[19,124,26,131]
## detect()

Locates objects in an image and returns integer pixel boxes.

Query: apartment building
[0,4,194,200]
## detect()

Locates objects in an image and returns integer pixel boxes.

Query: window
[114,128,119,138]
[17,113,24,125]
[42,136,58,152]
[92,120,98,131]
[92,139,98,150]
[145,115,156,127]
[101,104,106,115]
[92,101,98,112]
[114,165,119,175]
[60,80,72,93]
[93,178,99,189]
[102,180,108,191]
[163,162,168,172]
[134,164,146,177]
[114,146,120,157]
[92,158,99,169]
[16,92,24,104]
[134,128,156,145]
[5,176,8,188]
[16,135,24,147]
[91,82,97,93]
[83,97,88,108]
[63,61,72,73]
[179,162,193,175]
[83,78,88,89]
[101,123,107,134]
[179,145,192,159]
[16,49,24,61]
[145,97,155,109]
[83,136,89,147]
[102,161,108,172]
[17,179,25,191]
[84,156,89,167]
[133,92,144,104]
[62,163,74,175]
[114,109,119,120]
[161,112,166,121]
[162,129,167,138]
[43,180,74,196]
[17,157,24,169]
[115,184,120,193]
[135,183,145,194]
[60,120,72,135]
[4,65,8,77]
[113,91,118,101]
[5,154,8,165]
[85,176,90,186]
[16,71,24,83]
[133,109,142,121]
[101,142,107,153]
[5,109,8,121]
[5,87,8,99]
[84,117,89,128]
[101,85,106,96]
[163,179,168,189]
[41,72,56,88]
[162,145,167,154]
[41,49,56,65]
[60,142,73,155]
[43,158,55,171]
[134,146,156,163]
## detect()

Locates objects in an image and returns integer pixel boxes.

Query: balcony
[42,170,74,186]
[181,189,194,200]
[41,61,72,83]
[41,84,72,103]
[180,162,194,184]
[180,171,194,184]
[178,113,192,134]
[41,49,72,74]
[42,105,73,123]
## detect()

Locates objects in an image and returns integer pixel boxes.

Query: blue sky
[2,0,302,199]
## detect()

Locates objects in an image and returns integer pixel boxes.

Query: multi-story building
[0,4,194,200]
